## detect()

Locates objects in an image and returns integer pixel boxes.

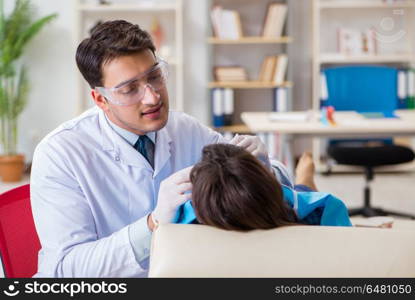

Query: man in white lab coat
[30,20,286,277]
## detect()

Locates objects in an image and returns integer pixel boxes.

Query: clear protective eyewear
[95,59,168,106]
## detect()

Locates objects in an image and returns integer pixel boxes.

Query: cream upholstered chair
[149,223,415,277]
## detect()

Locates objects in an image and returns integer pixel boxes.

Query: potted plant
[0,0,56,182]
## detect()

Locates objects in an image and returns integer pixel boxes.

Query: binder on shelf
[407,69,415,109]
[212,88,224,127]
[273,87,288,112]
[223,88,234,126]
[262,3,287,38]
[320,71,329,108]
[397,69,407,109]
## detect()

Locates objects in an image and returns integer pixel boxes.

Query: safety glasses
[95,59,168,106]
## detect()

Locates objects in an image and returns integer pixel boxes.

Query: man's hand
[149,166,193,230]
[229,134,272,171]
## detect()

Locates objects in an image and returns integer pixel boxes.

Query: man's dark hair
[76,20,156,88]
[190,144,297,231]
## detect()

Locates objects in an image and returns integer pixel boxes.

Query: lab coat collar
[98,109,172,174]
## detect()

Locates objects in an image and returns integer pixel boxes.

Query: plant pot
[0,154,25,182]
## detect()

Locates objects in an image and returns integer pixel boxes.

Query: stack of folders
[211,88,234,127]
[210,5,243,40]
[262,3,287,38]
[397,69,415,109]
[258,55,288,85]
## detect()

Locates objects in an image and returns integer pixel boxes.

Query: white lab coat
[30,107,226,277]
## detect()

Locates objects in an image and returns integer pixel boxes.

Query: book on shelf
[258,56,277,82]
[397,69,407,109]
[273,54,288,85]
[223,88,234,125]
[258,55,288,84]
[262,3,287,38]
[212,88,224,127]
[273,87,288,112]
[320,71,329,107]
[397,68,415,109]
[211,88,234,127]
[211,5,243,40]
[214,66,247,82]
[407,69,415,109]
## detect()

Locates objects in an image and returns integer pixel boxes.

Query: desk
[241,110,415,173]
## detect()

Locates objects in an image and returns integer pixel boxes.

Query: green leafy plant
[0,0,57,155]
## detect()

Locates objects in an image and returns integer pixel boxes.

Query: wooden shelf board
[319,0,415,9]
[78,3,177,12]
[319,53,415,64]
[208,36,293,44]
[208,81,293,89]
[213,124,251,133]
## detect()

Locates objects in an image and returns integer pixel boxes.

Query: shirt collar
[105,114,156,146]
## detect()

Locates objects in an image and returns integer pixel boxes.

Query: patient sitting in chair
[182,143,351,231]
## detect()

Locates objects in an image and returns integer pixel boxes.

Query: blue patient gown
[174,186,352,227]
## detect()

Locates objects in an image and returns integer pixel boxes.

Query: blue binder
[323,65,398,145]
[324,65,398,114]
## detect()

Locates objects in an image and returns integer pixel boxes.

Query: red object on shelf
[327,105,336,125]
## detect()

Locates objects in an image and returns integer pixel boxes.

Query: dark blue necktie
[134,135,155,168]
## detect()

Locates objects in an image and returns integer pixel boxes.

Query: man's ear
[91,89,109,111]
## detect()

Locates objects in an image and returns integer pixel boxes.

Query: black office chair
[328,143,415,219]
[323,65,415,219]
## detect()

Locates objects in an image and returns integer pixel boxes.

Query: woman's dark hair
[76,20,156,88]
[190,144,297,231]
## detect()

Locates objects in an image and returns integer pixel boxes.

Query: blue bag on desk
[174,186,352,227]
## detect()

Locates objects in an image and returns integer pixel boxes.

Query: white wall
[10,0,79,160]
[12,0,312,161]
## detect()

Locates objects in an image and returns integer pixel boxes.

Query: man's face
[93,49,169,135]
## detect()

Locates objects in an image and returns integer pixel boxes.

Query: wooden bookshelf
[312,0,415,173]
[207,0,292,155]
[208,81,293,89]
[208,36,293,44]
